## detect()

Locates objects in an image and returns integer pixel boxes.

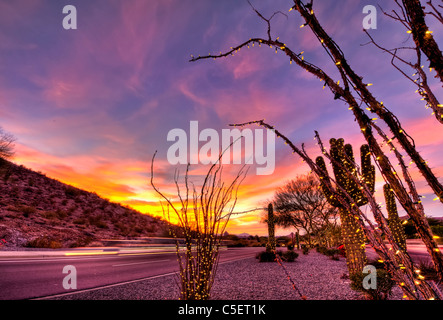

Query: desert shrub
[325,248,340,259]
[301,244,309,255]
[99,199,109,210]
[64,185,83,198]
[132,225,144,234]
[116,222,130,236]
[66,206,76,215]
[73,217,87,225]
[69,236,94,248]
[282,250,299,262]
[350,269,395,300]
[257,250,276,262]
[144,225,156,233]
[256,250,285,262]
[26,236,63,249]
[316,246,340,260]
[9,186,19,197]
[316,246,328,254]
[56,209,68,219]
[18,205,36,217]
[88,215,108,229]
[41,210,58,219]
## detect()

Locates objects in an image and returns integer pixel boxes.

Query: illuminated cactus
[316,138,375,277]
[383,184,407,252]
[266,203,276,252]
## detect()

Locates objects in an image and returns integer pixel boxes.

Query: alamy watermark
[62,5,77,30]
[362,5,377,30]
[62,265,77,290]
[362,265,377,289]
[166,121,276,175]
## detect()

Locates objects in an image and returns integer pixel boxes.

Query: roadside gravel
[50,250,404,300]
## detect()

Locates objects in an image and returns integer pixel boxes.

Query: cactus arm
[383,184,407,251]
[315,156,342,208]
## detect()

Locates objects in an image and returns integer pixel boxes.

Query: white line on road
[112,259,171,267]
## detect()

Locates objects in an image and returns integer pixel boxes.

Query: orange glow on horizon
[12,110,443,237]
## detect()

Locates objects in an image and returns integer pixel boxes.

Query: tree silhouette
[0,126,15,161]
[273,174,338,248]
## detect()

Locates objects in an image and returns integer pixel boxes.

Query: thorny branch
[190,1,443,267]
[425,0,443,24]
[150,150,248,299]
[230,119,442,299]
[369,2,443,124]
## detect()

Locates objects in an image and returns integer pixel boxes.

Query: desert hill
[0,161,170,249]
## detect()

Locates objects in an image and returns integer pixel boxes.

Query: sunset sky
[1,0,442,236]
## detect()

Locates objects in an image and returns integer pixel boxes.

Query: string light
[316,139,374,276]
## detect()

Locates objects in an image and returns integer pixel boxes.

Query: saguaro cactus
[295,231,300,250]
[316,138,375,277]
[383,184,407,252]
[266,203,276,252]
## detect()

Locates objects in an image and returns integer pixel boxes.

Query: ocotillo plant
[383,184,407,252]
[266,203,276,252]
[316,138,375,277]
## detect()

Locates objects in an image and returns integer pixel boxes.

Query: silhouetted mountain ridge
[0,161,170,249]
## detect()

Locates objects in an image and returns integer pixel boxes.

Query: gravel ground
[51,251,404,300]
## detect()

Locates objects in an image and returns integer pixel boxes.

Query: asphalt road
[1,242,440,300]
[0,247,263,300]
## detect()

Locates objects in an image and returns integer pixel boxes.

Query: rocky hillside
[0,161,171,249]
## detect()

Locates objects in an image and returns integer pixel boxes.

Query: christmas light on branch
[383,184,407,252]
[316,138,375,277]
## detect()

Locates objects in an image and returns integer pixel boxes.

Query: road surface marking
[112,259,171,267]
[118,251,174,256]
